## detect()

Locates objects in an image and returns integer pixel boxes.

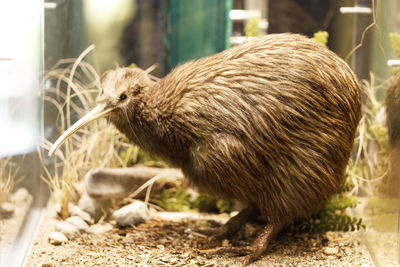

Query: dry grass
[40,46,136,219]
[346,74,390,197]
[0,156,24,205]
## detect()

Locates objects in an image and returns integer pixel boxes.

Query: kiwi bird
[385,70,400,198]
[49,33,361,264]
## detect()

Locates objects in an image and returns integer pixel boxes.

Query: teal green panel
[166,0,232,70]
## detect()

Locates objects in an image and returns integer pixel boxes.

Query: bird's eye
[119,93,127,100]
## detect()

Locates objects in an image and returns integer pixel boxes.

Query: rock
[11,187,30,203]
[0,201,15,218]
[69,204,92,224]
[323,247,339,255]
[85,167,183,200]
[66,216,91,233]
[54,221,80,239]
[90,222,113,234]
[48,231,68,245]
[113,201,150,227]
[78,193,110,222]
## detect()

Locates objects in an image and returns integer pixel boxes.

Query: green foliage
[150,188,233,214]
[244,17,260,37]
[290,193,365,234]
[192,193,232,214]
[324,196,359,211]
[117,145,169,168]
[128,63,137,69]
[340,175,355,193]
[293,209,365,233]
[389,33,400,74]
[389,33,400,58]
[311,31,329,46]
[151,188,193,212]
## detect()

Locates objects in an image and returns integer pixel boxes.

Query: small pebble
[222,239,230,247]
[55,221,80,239]
[48,231,68,245]
[0,202,15,218]
[11,188,30,203]
[66,216,91,233]
[323,247,339,255]
[113,200,150,227]
[78,193,110,222]
[90,222,113,234]
[69,204,92,224]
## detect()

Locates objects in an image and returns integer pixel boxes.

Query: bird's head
[48,67,156,156]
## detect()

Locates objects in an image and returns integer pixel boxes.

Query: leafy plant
[150,188,233,214]
[389,33,400,75]
[244,17,260,37]
[389,33,400,58]
[311,31,329,46]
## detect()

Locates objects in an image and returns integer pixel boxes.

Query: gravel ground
[0,189,32,263]
[27,206,374,267]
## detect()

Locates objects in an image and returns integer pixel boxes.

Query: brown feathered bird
[49,33,361,264]
[385,70,400,197]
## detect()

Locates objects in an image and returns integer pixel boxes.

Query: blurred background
[0,0,399,266]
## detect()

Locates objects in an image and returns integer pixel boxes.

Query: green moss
[117,146,169,168]
[311,31,328,46]
[325,196,359,211]
[150,188,233,214]
[389,33,400,74]
[244,17,260,37]
[389,33,400,58]
[151,188,193,212]
[192,193,233,213]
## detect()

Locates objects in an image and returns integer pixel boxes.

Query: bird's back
[150,33,361,225]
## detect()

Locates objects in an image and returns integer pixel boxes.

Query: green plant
[244,17,260,37]
[150,188,233,214]
[389,33,400,58]
[311,31,328,46]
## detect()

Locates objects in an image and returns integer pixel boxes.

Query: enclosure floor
[0,191,32,263]
[27,202,374,267]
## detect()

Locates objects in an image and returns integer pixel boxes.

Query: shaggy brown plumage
[98,33,361,264]
[385,71,400,197]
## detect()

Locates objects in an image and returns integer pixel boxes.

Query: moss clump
[389,33,400,58]
[389,33,400,74]
[311,31,328,46]
[245,17,260,37]
[151,188,233,214]
[151,188,193,212]
[117,145,169,168]
[192,193,233,214]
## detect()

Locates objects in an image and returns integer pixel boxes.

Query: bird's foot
[187,206,257,246]
[202,223,282,266]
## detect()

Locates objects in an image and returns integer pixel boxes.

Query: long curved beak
[48,104,115,156]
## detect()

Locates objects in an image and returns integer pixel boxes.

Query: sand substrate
[27,201,374,267]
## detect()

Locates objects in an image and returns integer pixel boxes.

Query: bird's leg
[190,206,257,242]
[242,223,282,265]
[206,223,282,266]
[209,206,257,241]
